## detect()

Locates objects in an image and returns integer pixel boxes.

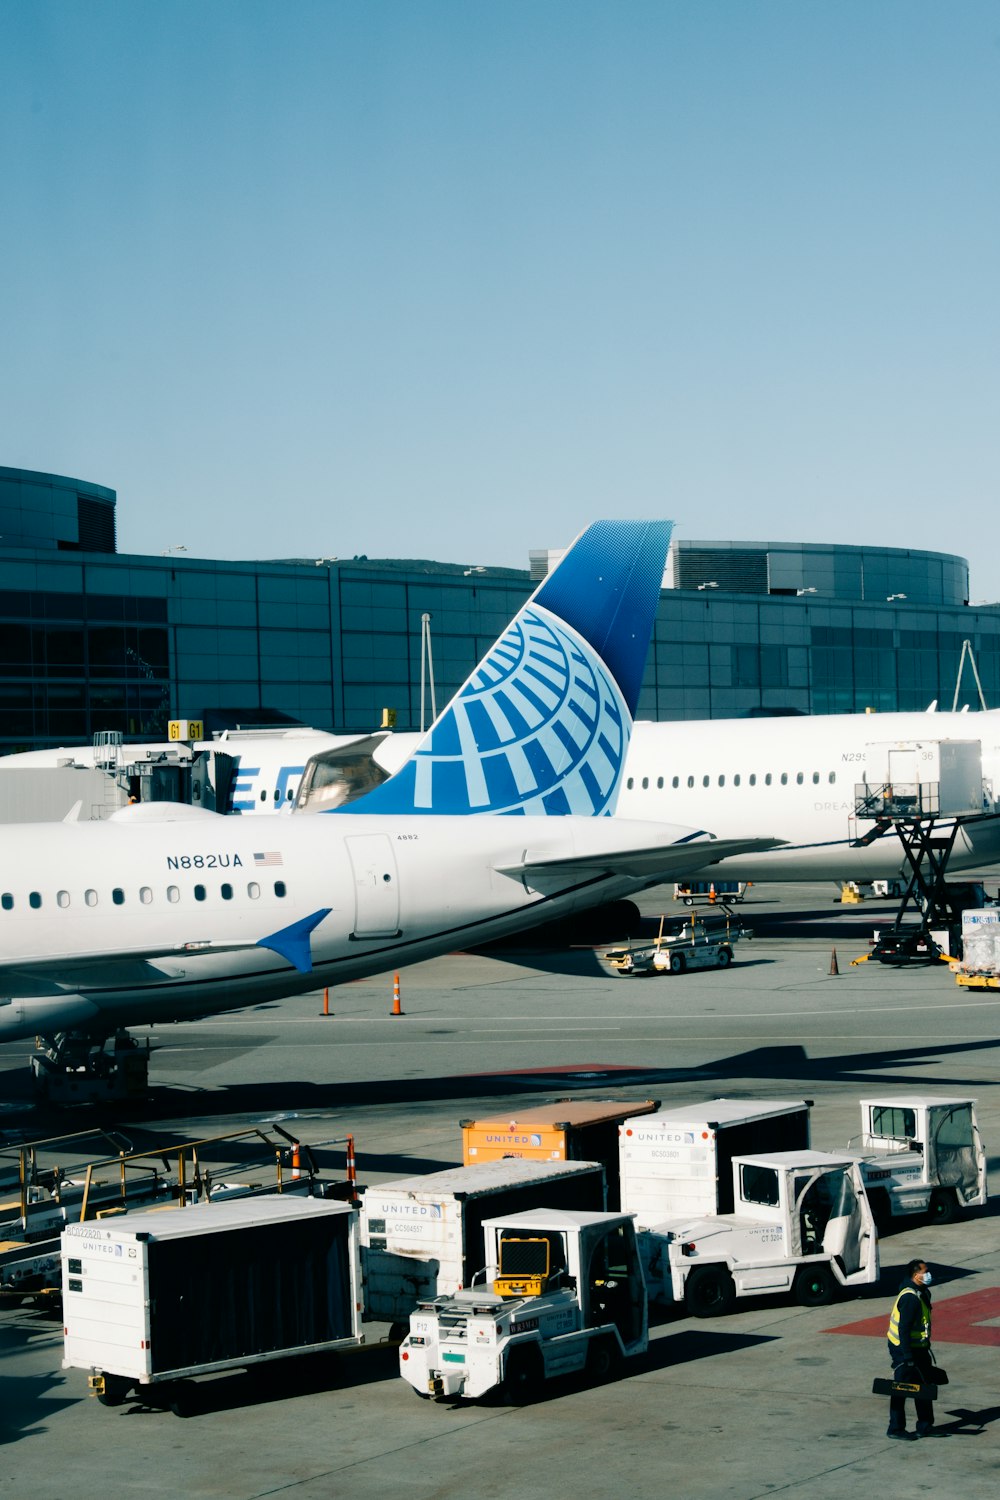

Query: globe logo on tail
[410,604,630,816]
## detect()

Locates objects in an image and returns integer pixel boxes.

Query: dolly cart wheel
[794,1264,835,1307]
[586,1335,622,1385]
[929,1189,957,1225]
[94,1373,130,1408]
[501,1345,544,1405]
[684,1265,736,1318]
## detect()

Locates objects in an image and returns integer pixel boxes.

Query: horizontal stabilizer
[496,836,786,886]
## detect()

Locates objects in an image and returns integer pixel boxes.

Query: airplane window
[260,790,267,802]
[275,788,282,803]
[780,773,788,786]
[749,774,756,786]
[702,775,709,787]
[734,774,741,786]
[796,772,804,785]
[221,883,233,900]
[140,887,152,904]
[657,776,663,789]
[687,776,694,788]
[167,885,180,903]
[112,888,125,906]
[718,775,725,787]
[765,773,772,786]
[194,884,206,902]
[274,880,287,898]
[626,777,634,790]
[829,771,836,784]
[1,893,12,911]
[85,889,98,907]
[248,882,261,899]
[812,772,820,784]
[641,777,649,790]
[29,892,42,909]
[57,891,70,909]
[671,776,679,789]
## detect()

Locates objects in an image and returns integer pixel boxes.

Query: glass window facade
[0,519,994,751]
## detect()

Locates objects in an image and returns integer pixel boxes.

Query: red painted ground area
[826,1288,1000,1347]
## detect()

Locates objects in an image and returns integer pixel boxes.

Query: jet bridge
[851,739,994,962]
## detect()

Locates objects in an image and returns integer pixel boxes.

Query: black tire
[586,1335,623,1385]
[669,952,686,974]
[500,1345,543,1405]
[388,1321,408,1343]
[168,1380,200,1419]
[929,1189,957,1225]
[716,946,732,968]
[684,897,694,906]
[869,1189,892,1234]
[96,1374,130,1408]
[684,1265,736,1318]
[794,1264,835,1307]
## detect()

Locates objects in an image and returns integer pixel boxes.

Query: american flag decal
[254,851,284,867]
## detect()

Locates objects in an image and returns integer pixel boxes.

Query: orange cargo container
[460,1098,659,1210]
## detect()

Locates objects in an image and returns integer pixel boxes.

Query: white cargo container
[959,908,1000,974]
[361,1158,605,1324]
[62,1196,363,1413]
[619,1099,811,1228]
[863,739,984,817]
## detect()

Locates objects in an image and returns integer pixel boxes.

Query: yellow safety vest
[887,1286,931,1348]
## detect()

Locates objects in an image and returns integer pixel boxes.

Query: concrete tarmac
[3,883,1000,1499]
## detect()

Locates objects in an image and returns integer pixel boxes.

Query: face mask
[922,1271,933,1286]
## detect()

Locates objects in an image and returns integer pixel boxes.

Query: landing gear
[31,1030,150,1105]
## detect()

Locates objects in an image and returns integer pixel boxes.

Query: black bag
[930,1365,949,1385]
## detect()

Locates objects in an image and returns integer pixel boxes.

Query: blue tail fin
[335,519,672,817]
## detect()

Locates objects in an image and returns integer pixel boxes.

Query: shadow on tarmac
[0,1323,75,1444]
[936,1403,1000,1436]
[6,1030,1000,1142]
[105,1343,403,1422]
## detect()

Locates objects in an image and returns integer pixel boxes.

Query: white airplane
[0,519,778,1056]
[9,665,1000,888]
[298,710,1000,881]
[613,711,1000,882]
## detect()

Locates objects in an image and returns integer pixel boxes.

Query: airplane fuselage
[0,807,699,1041]
[616,710,1000,880]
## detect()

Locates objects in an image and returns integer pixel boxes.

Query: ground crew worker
[886,1258,937,1439]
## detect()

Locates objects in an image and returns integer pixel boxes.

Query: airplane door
[346,835,401,938]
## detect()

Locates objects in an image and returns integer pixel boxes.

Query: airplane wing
[0,909,333,992]
[496,837,786,885]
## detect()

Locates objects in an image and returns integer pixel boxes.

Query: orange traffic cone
[391,972,403,1016]
[291,1141,302,1178]
[830,948,840,976]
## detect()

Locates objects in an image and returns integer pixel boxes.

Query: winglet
[257,908,331,973]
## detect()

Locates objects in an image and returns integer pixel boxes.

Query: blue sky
[1,2,998,589]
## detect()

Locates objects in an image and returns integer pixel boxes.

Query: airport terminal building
[0,464,995,753]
